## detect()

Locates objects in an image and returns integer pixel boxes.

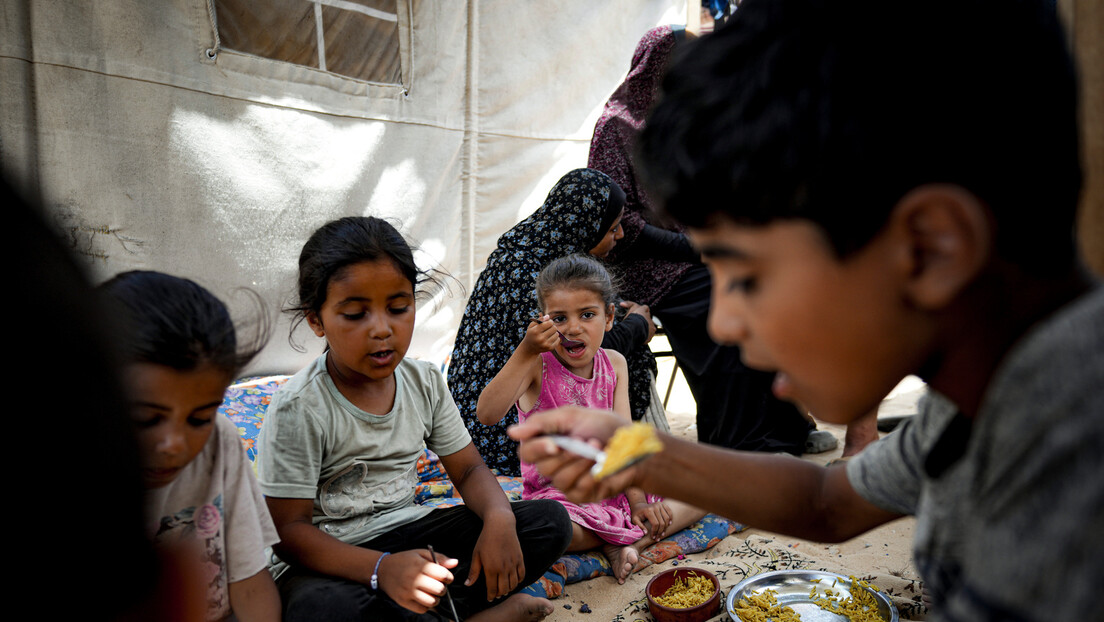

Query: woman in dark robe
[588,25,819,455]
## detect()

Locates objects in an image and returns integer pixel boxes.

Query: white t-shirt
[145,414,279,621]
[257,355,471,556]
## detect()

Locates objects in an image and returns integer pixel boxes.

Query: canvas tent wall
[1,0,684,374]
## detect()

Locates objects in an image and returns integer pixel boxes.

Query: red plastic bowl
[646,567,721,622]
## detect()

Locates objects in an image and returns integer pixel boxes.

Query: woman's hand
[377,550,457,614]
[467,513,525,601]
[521,315,561,355]
[631,500,673,540]
[508,406,636,503]
[620,301,656,343]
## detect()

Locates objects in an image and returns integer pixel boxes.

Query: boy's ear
[305,311,326,338]
[892,184,993,310]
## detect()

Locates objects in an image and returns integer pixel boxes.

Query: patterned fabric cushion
[219,375,742,599]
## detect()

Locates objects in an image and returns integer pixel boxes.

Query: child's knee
[516,499,572,548]
[281,575,370,622]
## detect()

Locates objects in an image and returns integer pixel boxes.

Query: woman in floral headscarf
[448,168,659,476]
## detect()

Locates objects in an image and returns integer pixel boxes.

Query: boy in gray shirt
[511,0,1103,619]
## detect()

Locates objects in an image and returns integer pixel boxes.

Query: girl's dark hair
[287,217,444,340]
[534,254,620,311]
[99,271,267,376]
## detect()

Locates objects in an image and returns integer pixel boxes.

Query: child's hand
[468,516,525,601]
[508,406,637,503]
[376,550,457,614]
[521,315,560,356]
[631,500,673,540]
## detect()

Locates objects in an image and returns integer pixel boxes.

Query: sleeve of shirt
[612,223,699,264]
[846,392,954,516]
[602,313,648,355]
[421,362,473,457]
[218,416,280,583]
[256,386,327,500]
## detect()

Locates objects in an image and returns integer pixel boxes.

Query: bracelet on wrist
[371,552,390,590]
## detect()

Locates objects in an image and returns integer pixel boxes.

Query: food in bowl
[655,571,716,608]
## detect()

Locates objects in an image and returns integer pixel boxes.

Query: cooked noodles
[594,422,662,480]
[654,572,715,608]
[733,576,886,622]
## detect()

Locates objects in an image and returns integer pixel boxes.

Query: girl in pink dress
[477,254,705,583]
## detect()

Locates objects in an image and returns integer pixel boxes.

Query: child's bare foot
[466,593,553,622]
[602,543,639,584]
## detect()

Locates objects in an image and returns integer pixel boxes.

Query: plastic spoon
[547,435,652,480]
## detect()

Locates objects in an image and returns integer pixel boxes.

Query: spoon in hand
[530,317,585,349]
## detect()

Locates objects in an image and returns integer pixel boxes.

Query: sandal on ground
[805,430,839,454]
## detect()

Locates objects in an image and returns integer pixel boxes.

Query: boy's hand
[376,550,456,614]
[521,315,560,356]
[631,500,673,540]
[468,515,525,601]
[508,406,636,503]
[620,301,656,343]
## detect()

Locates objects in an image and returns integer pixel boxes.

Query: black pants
[653,265,813,454]
[279,500,571,621]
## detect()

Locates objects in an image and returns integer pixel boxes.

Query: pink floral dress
[518,349,660,545]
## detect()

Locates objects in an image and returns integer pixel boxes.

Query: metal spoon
[529,317,585,349]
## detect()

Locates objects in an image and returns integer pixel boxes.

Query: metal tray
[727,570,899,622]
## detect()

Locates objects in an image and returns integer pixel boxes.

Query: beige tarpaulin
[1,0,683,373]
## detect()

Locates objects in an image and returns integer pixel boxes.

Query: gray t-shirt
[258,355,471,558]
[849,285,1104,621]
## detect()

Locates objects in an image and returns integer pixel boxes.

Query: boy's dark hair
[100,271,266,376]
[638,0,1081,273]
[288,216,442,338]
[535,254,619,311]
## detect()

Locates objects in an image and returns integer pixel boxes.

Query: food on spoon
[593,422,662,480]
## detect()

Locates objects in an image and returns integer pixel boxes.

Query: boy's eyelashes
[727,276,758,294]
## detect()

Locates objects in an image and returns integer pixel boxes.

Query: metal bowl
[727,569,899,622]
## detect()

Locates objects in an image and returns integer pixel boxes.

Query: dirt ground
[541,344,926,621]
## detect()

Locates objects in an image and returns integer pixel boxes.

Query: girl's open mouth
[564,341,587,357]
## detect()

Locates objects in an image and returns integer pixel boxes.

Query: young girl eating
[257,216,571,622]
[101,270,281,621]
[477,254,704,584]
